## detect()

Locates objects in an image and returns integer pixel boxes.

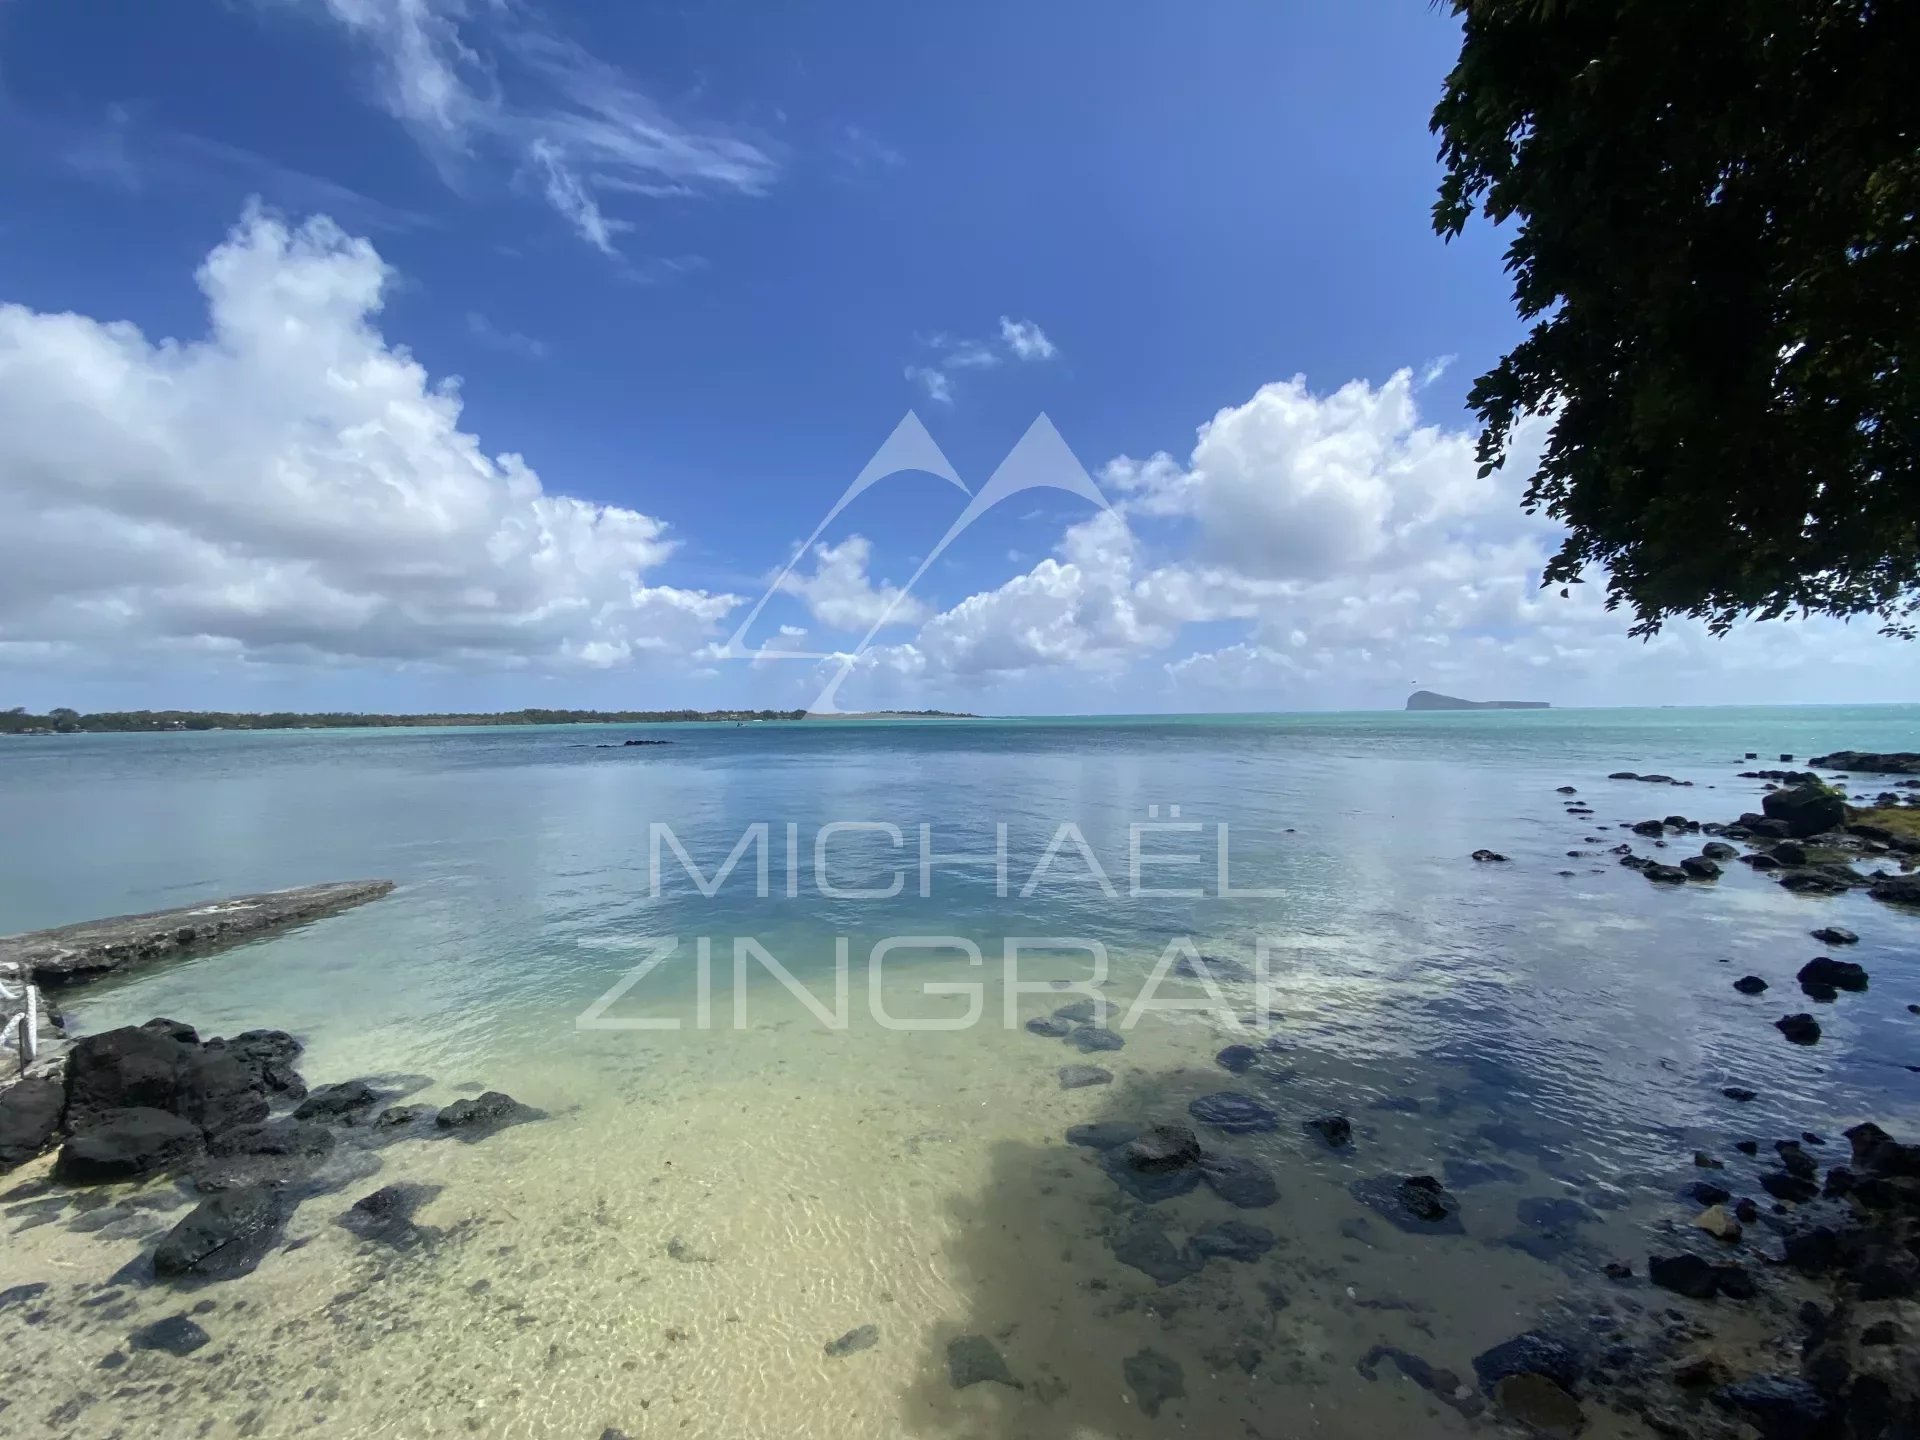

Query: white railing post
[21,981,38,1068]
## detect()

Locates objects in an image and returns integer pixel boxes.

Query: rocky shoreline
[1006,747,1920,1437]
[0,1012,542,1404]
[0,880,396,988]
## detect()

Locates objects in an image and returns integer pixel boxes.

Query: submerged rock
[1352,1174,1463,1234]
[1680,856,1722,880]
[1187,1092,1279,1134]
[1304,1114,1353,1148]
[1473,1330,1582,1393]
[1122,1124,1201,1173]
[294,1080,380,1122]
[1025,1015,1073,1037]
[1214,1044,1260,1074]
[1810,926,1859,946]
[435,1090,542,1137]
[1493,1375,1586,1437]
[1471,849,1509,863]
[1199,1152,1279,1208]
[823,1324,878,1357]
[1711,1375,1831,1439]
[1649,1252,1754,1300]
[1734,976,1769,995]
[1057,1065,1112,1090]
[372,1104,436,1132]
[193,1118,336,1190]
[947,1334,1019,1390]
[153,1185,284,1282]
[128,1312,211,1356]
[1103,1127,1204,1203]
[1357,1345,1483,1417]
[1122,1347,1186,1418]
[1192,1219,1275,1262]
[1170,953,1254,984]
[336,1182,442,1251]
[1109,1215,1203,1285]
[1067,1026,1124,1054]
[1064,1122,1140,1150]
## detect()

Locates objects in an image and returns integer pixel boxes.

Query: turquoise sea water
[6,706,1918,1110]
[3,706,1918,1438]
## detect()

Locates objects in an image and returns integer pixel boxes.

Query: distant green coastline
[1,706,973,735]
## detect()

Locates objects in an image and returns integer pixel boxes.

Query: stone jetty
[0,880,395,987]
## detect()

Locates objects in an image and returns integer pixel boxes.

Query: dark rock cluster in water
[1023,998,1124,1053]
[0,1009,545,1367]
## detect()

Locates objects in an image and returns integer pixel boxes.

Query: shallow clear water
[2,707,1918,1438]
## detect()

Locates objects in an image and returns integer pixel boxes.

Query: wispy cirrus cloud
[466,310,548,360]
[905,317,1057,404]
[24,100,433,233]
[281,0,778,256]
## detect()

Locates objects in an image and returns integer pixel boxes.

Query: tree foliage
[1432,0,1919,636]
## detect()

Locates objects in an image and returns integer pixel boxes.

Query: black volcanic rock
[153,1185,285,1282]
[1809,751,1920,775]
[1797,957,1867,992]
[54,1107,200,1183]
[1761,785,1846,838]
[1352,1173,1463,1233]
[435,1090,543,1138]
[0,1077,64,1171]
[1775,1013,1822,1045]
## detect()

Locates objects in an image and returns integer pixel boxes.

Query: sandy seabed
[1,954,1810,1440]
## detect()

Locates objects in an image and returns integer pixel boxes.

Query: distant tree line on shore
[0,706,822,734]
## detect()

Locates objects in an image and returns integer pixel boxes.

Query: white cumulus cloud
[835,368,1907,707]
[777,535,928,632]
[0,207,738,670]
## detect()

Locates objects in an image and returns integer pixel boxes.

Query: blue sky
[0,0,1910,714]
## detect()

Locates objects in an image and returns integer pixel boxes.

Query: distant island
[1405,690,1550,712]
[1,706,974,735]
